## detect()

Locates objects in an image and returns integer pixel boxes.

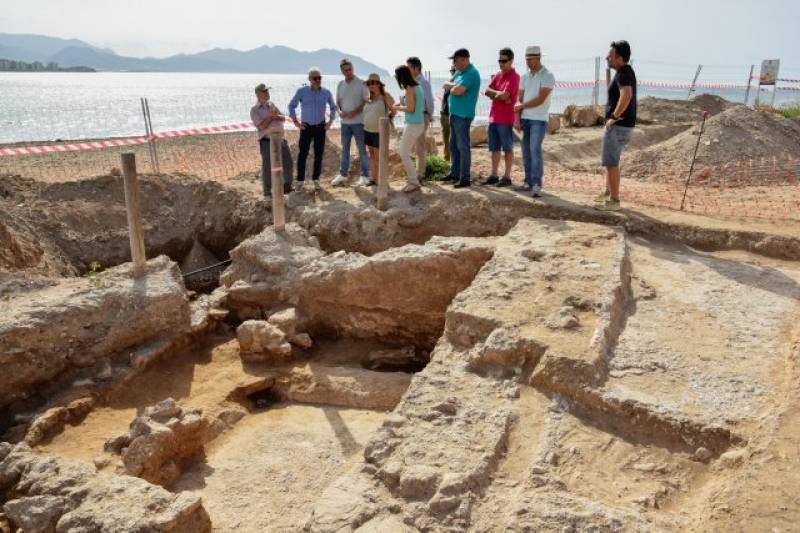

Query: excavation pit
[2,171,800,531]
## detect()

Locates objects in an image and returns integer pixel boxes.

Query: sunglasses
[498,59,510,64]
[311,76,322,81]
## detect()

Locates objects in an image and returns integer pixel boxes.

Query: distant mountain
[0,33,110,62]
[0,33,388,76]
[48,46,228,73]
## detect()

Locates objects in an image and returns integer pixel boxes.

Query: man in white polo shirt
[333,58,371,187]
[514,46,555,197]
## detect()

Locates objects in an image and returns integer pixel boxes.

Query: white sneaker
[531,185,542,197]
[313,180,322,191]
[358,175,371,186]
[294,181,304,192]
[331,174,348,187]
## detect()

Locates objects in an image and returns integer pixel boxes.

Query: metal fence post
[744,65,754,105]
[121,152,147,277]
[144,98,160,174]
[592,57,600,107]
[687,64,702,100]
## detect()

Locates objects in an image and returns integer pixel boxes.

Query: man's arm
[326,90,337,128]
[612,86,632,118]
[423,79,434,115]
[288,89,302,122]
[606,85,632,129]
[450,69,478,97]
[517,87,552,110]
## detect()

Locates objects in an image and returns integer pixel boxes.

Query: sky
[3,0,799,77]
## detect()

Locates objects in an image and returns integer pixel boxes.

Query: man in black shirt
[441,65,455,161]
[596,40,637,211]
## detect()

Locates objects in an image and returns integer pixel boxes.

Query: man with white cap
[514,46,555,198]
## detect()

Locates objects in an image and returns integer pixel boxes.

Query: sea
[1,72,796,144]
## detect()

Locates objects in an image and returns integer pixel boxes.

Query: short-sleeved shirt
[448,64,481,119]
[606,64,637,128]
[336,77,369,125]
[488,68,520,125]
[250,101,284,140]
[519,66,555,122]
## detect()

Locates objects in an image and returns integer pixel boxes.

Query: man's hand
[496,91,510,102]
[514,103,525,113]
[605,118,617,130]
[325,120,333,131]
[513,118,521,132]
[293,118,305,130]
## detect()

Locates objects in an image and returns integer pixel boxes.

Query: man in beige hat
[250,83,293,197]
[514,46,555,198]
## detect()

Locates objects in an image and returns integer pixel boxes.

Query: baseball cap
[448,48,470,60]
[254,83,271,93]
[525,46,542,57]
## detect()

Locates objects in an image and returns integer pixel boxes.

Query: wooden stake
[269,131,286,231]
[377,117,390,211]
[121,152,146,277]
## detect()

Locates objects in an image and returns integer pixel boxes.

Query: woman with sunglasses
[393,65,425,193]
[362,73,396,186]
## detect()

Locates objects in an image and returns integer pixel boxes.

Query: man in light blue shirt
[443,48,481,188]
[289,67,337,191]
[407,57,434,180]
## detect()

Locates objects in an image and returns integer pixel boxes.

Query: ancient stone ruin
[1,169,799,532]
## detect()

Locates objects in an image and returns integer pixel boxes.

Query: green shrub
[778,106,800,120]
[422,155,451,182]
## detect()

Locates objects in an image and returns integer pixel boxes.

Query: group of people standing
[250,40,637,211]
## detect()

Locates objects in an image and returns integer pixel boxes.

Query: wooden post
[269,131,286,231]
[377,117,390,211]
[121,152,146,277]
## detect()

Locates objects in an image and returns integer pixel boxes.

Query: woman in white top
[362,73,396,186]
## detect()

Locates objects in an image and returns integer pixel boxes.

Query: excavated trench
[2,173,800,532]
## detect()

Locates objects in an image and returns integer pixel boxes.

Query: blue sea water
[1,71,796,144]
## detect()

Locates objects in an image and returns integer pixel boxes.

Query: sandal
[402,183,421,193]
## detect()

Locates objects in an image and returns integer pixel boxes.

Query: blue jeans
[449,115,473,181]
[340,123,370,177]
[521,119,547,187]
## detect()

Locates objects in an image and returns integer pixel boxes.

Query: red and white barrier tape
[752,76,800,84]
[0,136,152,156]
[0,122,260,157]
[150,122,254,138]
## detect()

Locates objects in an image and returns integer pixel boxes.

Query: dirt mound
[637,94,734,125]
[625,105,800,178]
[1,174,271,277]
